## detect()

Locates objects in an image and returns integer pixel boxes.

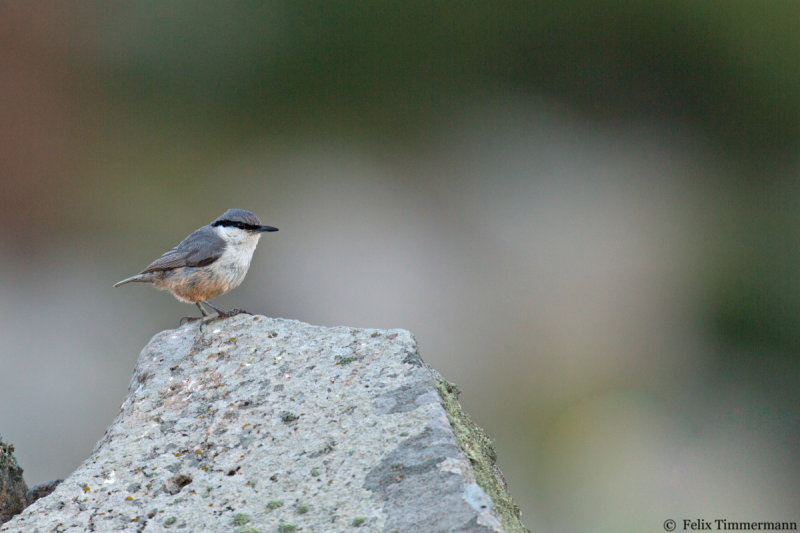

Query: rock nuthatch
[114,209,278,317]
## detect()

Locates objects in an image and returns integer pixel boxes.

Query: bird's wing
[140,226,226,273]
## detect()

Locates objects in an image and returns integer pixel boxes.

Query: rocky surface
[0,439,62,526]
[0,440,27,524]
[1,315,526,532]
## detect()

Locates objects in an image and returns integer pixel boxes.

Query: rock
[1,315,527,532]
[0,439,62,525]
[0,439,27,525]
[24,480,62,507]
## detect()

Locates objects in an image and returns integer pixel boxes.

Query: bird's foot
[216,308,251,318]
[179,315,205,326]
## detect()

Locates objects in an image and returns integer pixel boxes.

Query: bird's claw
[180,309,250,327]
[179,316,204,326]
[217,308,250,318]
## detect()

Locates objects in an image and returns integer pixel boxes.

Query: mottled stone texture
[0,440,27,524]
[2,315,526,532]
[0,440,62,526]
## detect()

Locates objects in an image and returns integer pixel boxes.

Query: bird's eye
[215,220,255,230]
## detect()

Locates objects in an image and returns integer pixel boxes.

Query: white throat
[216,226,261,247]
[215,226,262,274]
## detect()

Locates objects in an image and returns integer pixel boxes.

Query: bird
[114,208,278,318]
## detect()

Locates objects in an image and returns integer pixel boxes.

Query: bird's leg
[202,301,226,315]
[204,301,250,317]
[196,302,210,316]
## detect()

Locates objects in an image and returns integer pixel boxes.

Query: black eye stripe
[212,220,259,230]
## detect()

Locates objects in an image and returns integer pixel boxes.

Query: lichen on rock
[436,381,527,533]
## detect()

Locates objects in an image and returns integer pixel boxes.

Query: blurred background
[1,2,799,530]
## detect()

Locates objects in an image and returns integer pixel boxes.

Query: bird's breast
[213,239,258,288]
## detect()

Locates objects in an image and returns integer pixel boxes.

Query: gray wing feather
[140,226,226,273]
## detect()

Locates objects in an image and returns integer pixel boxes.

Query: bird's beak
[257,225,279,232]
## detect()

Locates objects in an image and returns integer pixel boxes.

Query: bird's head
[211,209,278,244]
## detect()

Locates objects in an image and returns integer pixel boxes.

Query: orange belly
[152,269,232,303]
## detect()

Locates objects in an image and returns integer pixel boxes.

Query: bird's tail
[113,274,149,287]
